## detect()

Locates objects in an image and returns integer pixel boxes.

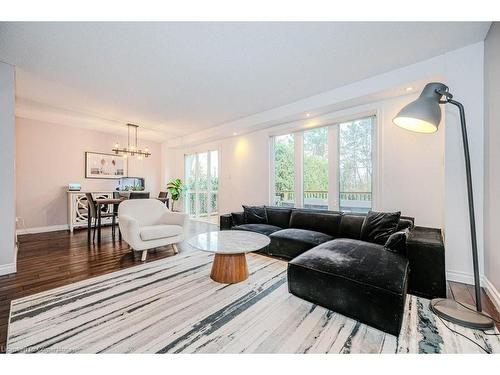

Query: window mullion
[295,132,304,208]
[269,137,276,205]
[328,125,340,211]
[207,151,212,221]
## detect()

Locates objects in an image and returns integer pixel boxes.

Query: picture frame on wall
[85,152,128,179]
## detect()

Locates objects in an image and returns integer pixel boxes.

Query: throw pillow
[231,212,246,226]
[384,229,409,255]
[242,205,268,224]
[360,210,401,245]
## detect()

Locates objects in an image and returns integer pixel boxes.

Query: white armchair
[118,199,187,261]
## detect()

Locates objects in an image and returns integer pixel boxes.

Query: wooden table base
[210,253,249,284]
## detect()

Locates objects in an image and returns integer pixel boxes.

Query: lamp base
[429,298,494,330]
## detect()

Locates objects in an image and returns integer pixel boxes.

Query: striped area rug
[7,251,500,353]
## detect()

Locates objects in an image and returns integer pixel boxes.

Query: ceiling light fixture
[306,113,311,117]
[112,123,151,158]
[405,86,414,92]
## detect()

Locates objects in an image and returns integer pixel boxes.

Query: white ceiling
[0,22,491,141]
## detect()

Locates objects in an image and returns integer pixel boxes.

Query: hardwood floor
[1,223,499,353]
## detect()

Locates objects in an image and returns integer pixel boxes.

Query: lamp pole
[446,98,482,311]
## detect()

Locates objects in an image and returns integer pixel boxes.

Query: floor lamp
[393,82,494,330]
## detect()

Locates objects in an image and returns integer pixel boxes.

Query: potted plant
[166,178,185,211]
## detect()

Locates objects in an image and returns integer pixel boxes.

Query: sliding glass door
[271,116,374,213]
[184,150,219,223]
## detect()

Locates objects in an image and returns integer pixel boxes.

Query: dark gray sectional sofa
[220,206,446,336]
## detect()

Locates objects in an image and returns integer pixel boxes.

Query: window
[273,134,295,207]
[270,115,374,213]
[303,127,328,210]
[339,117,373,212]
[184,150,219,223]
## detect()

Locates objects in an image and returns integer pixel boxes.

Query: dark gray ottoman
[287,239,409,336]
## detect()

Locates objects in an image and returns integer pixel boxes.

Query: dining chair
[129,192,150,199]
[112,192,122,239]
[85,193,116,243]
[158,191,170,208]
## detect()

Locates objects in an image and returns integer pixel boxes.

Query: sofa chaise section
[287,239,409,336]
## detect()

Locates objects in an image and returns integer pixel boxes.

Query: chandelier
[112,123,151,159]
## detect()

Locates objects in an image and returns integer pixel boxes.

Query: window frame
[269,112,378,212]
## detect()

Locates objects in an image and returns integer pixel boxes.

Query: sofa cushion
[264,206,293,228]
[233,224,282,236]
[231,212,246,226]
[290,238,408,295]
[268,228,334,259]
[384,229,409,255]
[339,214,365,239]
[289,210,342,237]
[360,211,401,245]
[139,225,183,241]
[397,217,414,231]
[242,205,268,224]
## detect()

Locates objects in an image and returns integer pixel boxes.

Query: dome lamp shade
[393,82,449,133]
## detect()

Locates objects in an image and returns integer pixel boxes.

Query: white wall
[163,42,486,284]
[166,94,445,228]
[443,43,485,284]
[16,117,163,230]
[378,95,444,227]
[0,61,16,276]
[484,22,500,307]
[165,130,271,215]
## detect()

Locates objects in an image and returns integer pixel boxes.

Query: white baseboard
[446,270,484,286]
[16,224,69,236]
[483,277,500,312]
[0,262,16,276]
[447,270,500,312]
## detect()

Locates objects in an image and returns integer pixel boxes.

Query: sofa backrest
[264,206,293,228]
[339,213,415,240]
[229,206,415,239]
[339,214,365,239]
[289,209,342,237]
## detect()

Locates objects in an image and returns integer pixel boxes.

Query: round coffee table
[188,230,271,284]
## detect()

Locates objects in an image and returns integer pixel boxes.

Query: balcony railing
[274,190,372,212]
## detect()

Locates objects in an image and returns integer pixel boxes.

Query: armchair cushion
[139,225,183,241]
[160,211,187,226]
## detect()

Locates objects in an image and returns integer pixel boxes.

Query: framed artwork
[85,152,128,179]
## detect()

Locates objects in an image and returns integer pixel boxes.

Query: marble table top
[188,230,271,254]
